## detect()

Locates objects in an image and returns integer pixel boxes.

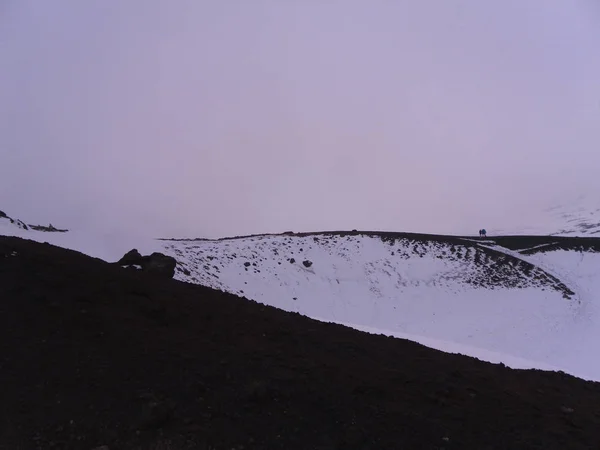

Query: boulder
[116,249,177,279]
[143,252,177,278]
[117,249,143,266]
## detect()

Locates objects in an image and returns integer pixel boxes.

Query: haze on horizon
[1,1,599,239]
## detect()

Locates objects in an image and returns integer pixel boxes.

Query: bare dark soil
[2,236,600,450]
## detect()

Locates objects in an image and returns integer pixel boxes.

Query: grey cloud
[1,0,599,237]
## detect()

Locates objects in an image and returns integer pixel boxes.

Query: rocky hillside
[2,235,600,450]
[4,209,600,379]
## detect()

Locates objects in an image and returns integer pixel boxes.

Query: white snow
[324,320,564,372]
[159,233,598,381]
[3,220,600,382]
[0,215,28,232]
[519,249,600,381]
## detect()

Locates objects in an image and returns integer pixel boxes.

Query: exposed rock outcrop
[116,249,177,278]
[28,223,68,232]
[118,249,143,266]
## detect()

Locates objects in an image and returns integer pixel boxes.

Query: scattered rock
[244,262,251,267]
[289,258,296,264]
[8,217,28,230]
[302,260,313,268]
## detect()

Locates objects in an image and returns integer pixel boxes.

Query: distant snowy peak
[0,210,29,231]
[544,197,600,236]
[492,195,600,237]
[0,209,67,233]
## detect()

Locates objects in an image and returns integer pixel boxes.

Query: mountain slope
[3,209,600,380]
[2,235,600,450]
[157,231,600,380]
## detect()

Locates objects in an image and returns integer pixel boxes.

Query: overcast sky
[1,1,599,238]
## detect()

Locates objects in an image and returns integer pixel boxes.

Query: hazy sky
[1,1,599,238]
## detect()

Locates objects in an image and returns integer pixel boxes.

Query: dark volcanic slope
[2,237,600,450]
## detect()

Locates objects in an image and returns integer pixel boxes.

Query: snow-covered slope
[165,234,574,297]
[521,248,600,378]
[3,209,600,381]
[157,232,600,380]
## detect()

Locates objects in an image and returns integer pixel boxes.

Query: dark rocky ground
[2,236,600,450]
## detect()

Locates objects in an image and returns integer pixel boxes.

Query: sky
[1,0,599,238]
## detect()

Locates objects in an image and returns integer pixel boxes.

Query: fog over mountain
[1,1,599,238]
